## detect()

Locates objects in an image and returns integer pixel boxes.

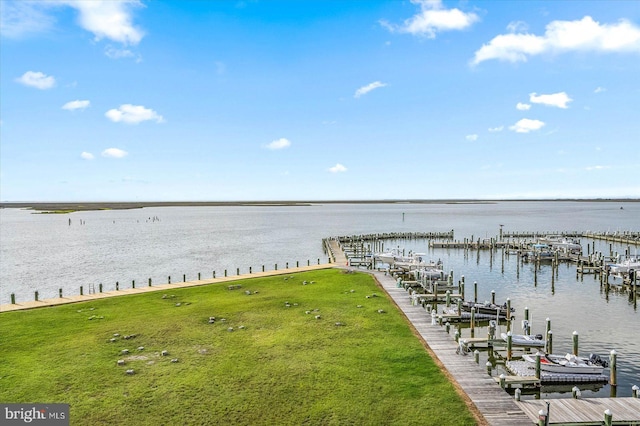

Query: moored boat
[501,332,546,348]
[460,300,514,319]
[522,352,608,375]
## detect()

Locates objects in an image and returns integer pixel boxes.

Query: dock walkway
[516,398,640,425]
[369,269,533,426]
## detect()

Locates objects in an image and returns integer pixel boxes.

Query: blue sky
[1,0,639,201]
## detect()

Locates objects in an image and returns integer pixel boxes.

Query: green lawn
[0,269,477,425]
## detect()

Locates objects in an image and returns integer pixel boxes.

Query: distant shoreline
[0,198,638,212]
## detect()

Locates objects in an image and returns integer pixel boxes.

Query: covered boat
[522,352,608,375]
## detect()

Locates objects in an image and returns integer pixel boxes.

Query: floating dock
[506,360,609,385]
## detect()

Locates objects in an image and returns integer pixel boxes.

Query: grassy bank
[0,269,476,425]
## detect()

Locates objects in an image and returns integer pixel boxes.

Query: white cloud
[104,45,139,60]
[62,100,90,111]
[0,1,56,38]
[80,152,95,160]
[328,163,347,173]
[516,102,531,110]
[594,86,606,93]
[465,134,478,141]
[63,0,145,45]
[265,138,291,150]
[381,0,479,38]
[585,165,610,171]
[529,92,572,108]
[472,16,640,65]
[506,21,528,33]
[509,118,545,133]
[105,104,164,124]
[101,148,128,158]
[488,126,504,132]
[1,1,144,46]
[354,81,387,98]
[15,71,55,89]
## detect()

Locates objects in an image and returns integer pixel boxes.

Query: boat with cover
[522,352,608,375]
[501,319,546,347]
[460,300,514,319]
[501,332,545,348]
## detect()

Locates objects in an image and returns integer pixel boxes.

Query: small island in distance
[0,199,637,213]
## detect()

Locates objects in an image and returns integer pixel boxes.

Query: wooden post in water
[460,282,465,300]
[474,281,478,303]
[456,299,462,319]
[535,352,541,379]
[547,330,553,354]
[632,385,639,398]
[506,332,512,360]
[445,290,451,307]
[470,307,476,337]
[572,331,579,356]
[545,318,551,352]
[610,350,617,388]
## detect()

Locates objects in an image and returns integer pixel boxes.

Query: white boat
[522,352,607,374]
[609,256,640,275]
[374,248,410,266]
[501,332,545,348]
[393,253,441,271]
[549,238,582,254]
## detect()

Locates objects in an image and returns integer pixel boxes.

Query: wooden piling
[610,350,617,387]
[573,331,579,356]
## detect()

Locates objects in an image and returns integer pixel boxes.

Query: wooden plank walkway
[370,270,533,426]
[516,397,640,425]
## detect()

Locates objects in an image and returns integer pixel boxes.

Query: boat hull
[522,353,605,374]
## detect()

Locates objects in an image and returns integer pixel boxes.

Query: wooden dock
[370,270,533,425]
[516,397,640,425]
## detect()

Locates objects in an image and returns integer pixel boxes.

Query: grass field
[0,269,477,425]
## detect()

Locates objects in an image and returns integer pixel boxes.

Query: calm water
[1,201,638,397]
